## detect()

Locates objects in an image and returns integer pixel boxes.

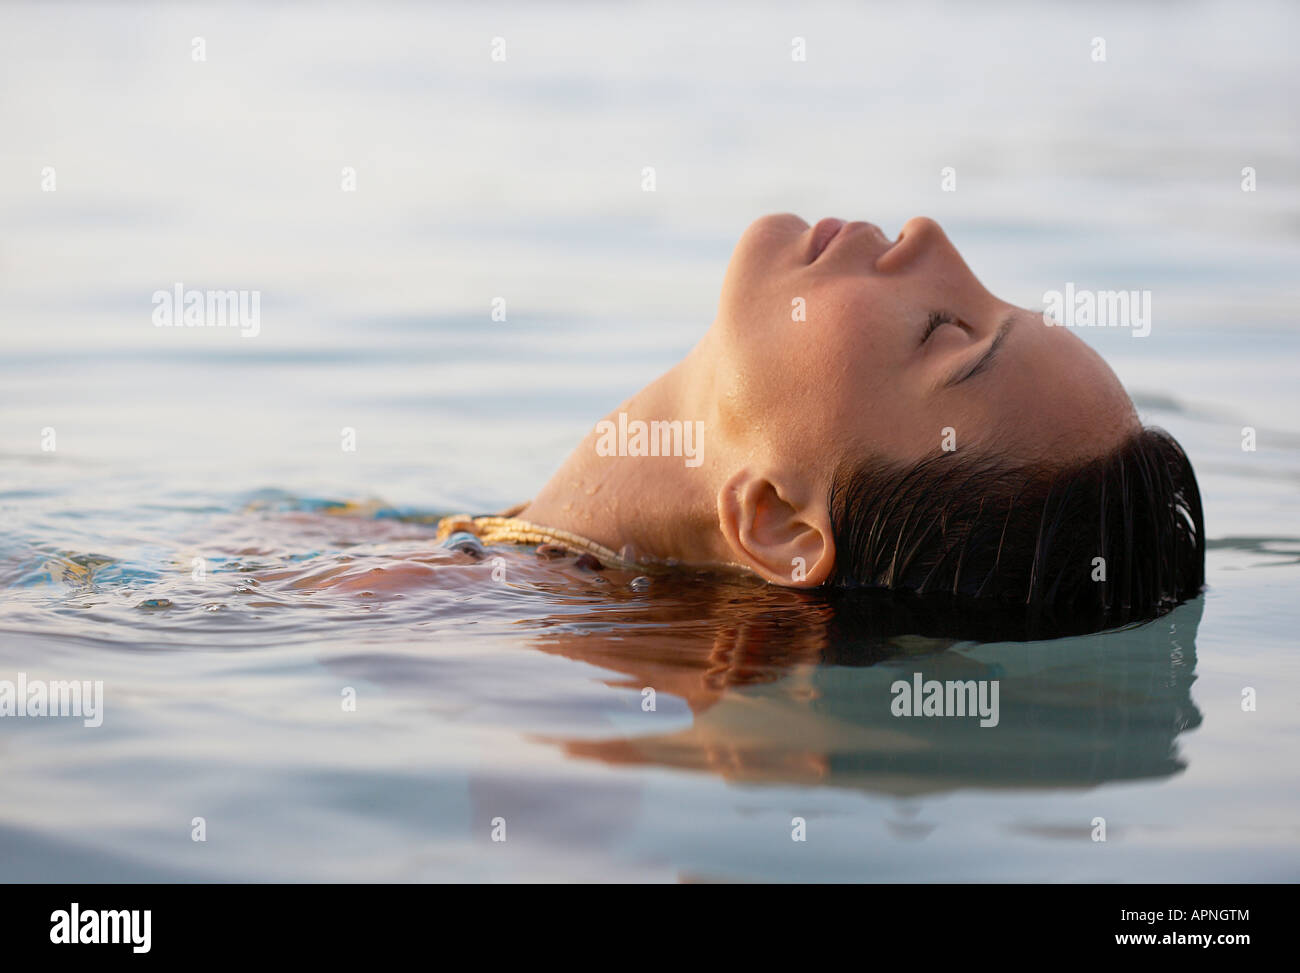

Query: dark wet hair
[827,427,1205,635]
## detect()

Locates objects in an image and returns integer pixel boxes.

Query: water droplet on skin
[204,603,225,613]
[630,576,651,591]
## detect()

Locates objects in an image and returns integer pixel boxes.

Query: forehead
[960,315,1138,462]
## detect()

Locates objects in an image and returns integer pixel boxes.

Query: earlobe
[716,469,836,587]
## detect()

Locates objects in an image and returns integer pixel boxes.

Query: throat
[518,447,717,567]
[519,338,726,568]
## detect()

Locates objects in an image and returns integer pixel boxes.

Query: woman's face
[708,214,1138,472]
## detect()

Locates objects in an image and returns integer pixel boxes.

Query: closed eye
[943,315,1014,387]
[920,310,958,345]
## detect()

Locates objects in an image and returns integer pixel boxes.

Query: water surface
[1,0,1298,882]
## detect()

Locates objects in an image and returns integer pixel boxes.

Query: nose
[876,216,946,273]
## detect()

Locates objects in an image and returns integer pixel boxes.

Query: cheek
[800,286,897,384]
[712,240,914,442]
[799,295,928,443]
[750,313,892,443]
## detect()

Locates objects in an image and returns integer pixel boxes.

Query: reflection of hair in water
[309,553,1204,801]
[524,582,1205,797]
[829,427,1205,636]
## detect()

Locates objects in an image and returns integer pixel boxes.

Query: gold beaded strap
[435,508,649,572]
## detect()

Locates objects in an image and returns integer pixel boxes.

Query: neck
[518,335,733,569]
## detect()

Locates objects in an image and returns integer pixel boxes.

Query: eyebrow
[944,315,1014,388]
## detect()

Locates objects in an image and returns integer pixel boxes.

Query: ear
[716,469,835,587]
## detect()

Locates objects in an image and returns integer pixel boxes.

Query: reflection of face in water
[522,582,1204,797]
[303,551,1202,847]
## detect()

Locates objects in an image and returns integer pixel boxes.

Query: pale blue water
[1,0,1298,882]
